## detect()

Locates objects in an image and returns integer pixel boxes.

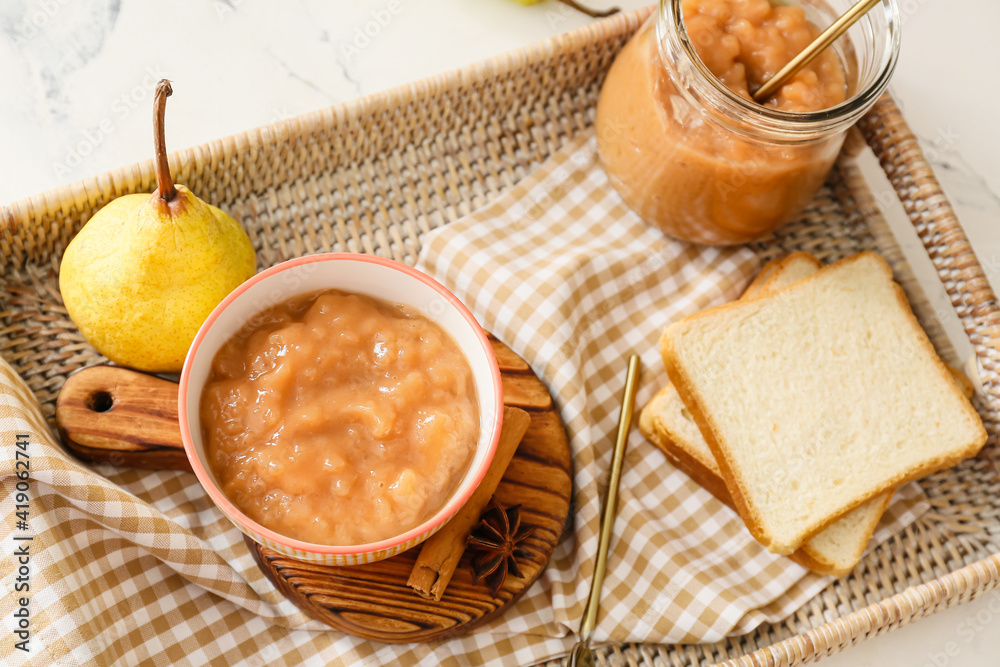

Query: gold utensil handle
[579,354,641,641]
[753,0,881,102]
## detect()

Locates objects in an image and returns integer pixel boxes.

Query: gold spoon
[753,0,881,103]
[568,354,641,667]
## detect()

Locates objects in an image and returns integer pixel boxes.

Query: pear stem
[557,0,619,18]
[153,79,177,202]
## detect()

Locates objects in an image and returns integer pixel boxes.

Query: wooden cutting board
[55,335,572,643]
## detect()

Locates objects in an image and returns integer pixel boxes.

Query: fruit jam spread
[596,0,848,244]
[201,290,479,546]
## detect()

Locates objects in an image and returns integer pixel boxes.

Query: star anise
[466,497,534,597]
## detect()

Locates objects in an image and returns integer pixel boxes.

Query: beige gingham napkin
[0,134,927,667]
[413,135,929,646]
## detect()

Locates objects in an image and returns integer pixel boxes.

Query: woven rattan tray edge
[718,553,1000,667]
[711,93,1000,667]
[0,10,642,268]
[2,7,1000,667]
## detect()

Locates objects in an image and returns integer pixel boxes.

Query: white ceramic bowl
[178,253,504,565]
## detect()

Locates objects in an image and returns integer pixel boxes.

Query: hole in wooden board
[87,390,114,413]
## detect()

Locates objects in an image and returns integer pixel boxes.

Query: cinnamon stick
[407,406,531,600]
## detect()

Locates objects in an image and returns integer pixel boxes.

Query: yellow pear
[59,80,256,373]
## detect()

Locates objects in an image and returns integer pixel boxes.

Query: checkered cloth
[0,135,927,666]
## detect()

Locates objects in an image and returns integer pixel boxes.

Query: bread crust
[662,332,781,549]
[741,256,785,300]
[946,364,975,399]
[639,388,889,576]
[793,492,893,577]
[650,252,898,569]
[660,251,987,554]
[760,252,822,294]
[639,389,733,505]
[646,255,892,573]
[743,252,822,301]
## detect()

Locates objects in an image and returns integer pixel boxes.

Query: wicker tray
[2,7,999,666]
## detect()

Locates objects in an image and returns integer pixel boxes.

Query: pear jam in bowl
[596,0,900,245]
[202,290,480,546]
[178,254,504,565]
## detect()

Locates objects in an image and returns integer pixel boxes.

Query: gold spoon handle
[579,355,641,642]
[753,0,881,103]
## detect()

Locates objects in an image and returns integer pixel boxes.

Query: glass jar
[596,0,900,245]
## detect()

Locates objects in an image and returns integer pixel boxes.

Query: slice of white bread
[661,252,987,555]
[740,255,787,300]
[640,386,892,575]
[641,253,892,575]
[752,256,975,399]
[743,252,821,300]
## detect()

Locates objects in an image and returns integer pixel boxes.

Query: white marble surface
[1,0,998,665]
